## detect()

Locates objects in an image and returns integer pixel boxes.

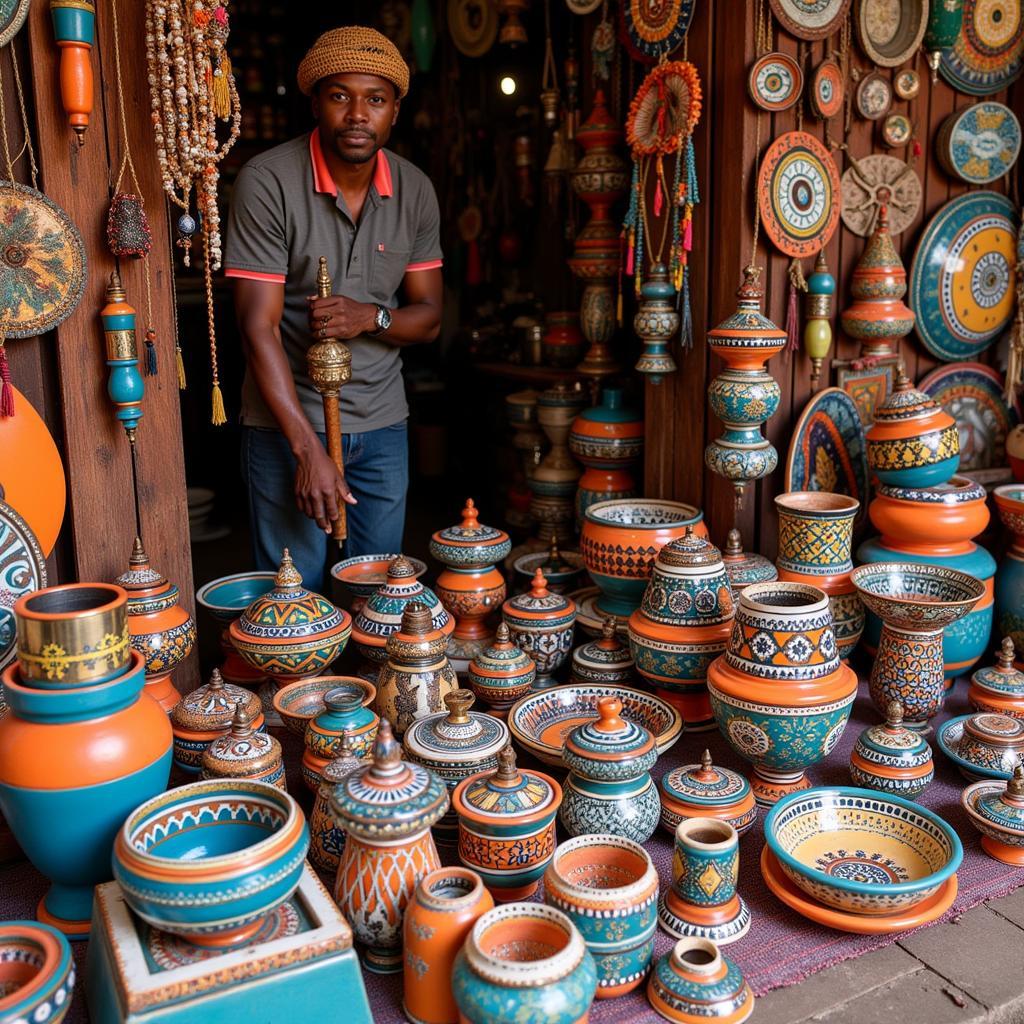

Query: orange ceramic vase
[403,867,494,1024]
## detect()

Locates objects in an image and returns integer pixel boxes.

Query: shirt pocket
[370,246,411,303]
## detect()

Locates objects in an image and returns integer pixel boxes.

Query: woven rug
[3,680,1021,1023]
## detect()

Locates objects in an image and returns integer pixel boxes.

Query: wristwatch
[370,304,392,336]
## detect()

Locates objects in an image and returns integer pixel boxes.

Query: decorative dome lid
[429,499,512,568]
[330,719,449,840]
[640,526,734,626]
[172,667,262,732]
[319,730,365,787]
[854,701,933,771]
[964,712,1024,750]
[722,529,778,591]
[503,569,576,624]
[659,749,753,808]
[468,623,536,680]
[384,602,453,664]
[202,702,282,777]
[116,537,176,608]
[572,617,634,683]
[972,764,1024,832]
[563,696,656,774]
[972,638,1024,697]
[454,745,560,820]
[871,371,954,429]
[403,690,509,765]
[707,266,787,354]
[848,205,907,302]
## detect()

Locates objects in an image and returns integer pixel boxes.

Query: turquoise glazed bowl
[764,787,962,915]
[452,903,597,1024]
[0,921,75,1024]
[112,779,309,946]
[196,571,276,625]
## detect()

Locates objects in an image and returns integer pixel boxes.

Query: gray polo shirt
[224,129,443,433]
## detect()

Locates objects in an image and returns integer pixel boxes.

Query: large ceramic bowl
[508,683,682,767]
[113,779,309,945]
[512,547,587,594]
[0,921,75,1024]
[330,554,427,608]
[580,500,707,617]
[936,713,1024,782]
[851,562,985,631]
[764,787,962,915]
[195,571,276,626]
[271,677,341,737]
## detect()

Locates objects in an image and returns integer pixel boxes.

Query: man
[224,27,443,591]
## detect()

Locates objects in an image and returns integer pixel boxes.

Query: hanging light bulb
[804,250,835,390]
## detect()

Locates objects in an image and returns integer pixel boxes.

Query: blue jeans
[241,423,409,593]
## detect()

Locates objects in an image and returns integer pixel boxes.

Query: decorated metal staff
[307,257,352,544]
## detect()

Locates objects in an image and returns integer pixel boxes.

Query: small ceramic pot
[302,679,378,790]
[658,819,750,945]
[543,834,659,999]
[571,617,635,685]
[502,569,576,687]
[452,745,562,901]
[969,637,1024,718]
[647,938,754,1024]
[658,750,757,838]
[962,764,1024,865]
[330,553,427,615]
[955,713,1024,775]
[200,703,286,790]
[403,868,494,1024]
[270,676,338,737]
[194,570,275,689]
[849,700,934,799]
[466,623,536,714]
[307,730,365,873]
[0,921,75,1024]
[560,696,660,843]
[452,903,598,1024]
[15,583,131,687]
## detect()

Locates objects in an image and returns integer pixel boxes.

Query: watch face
[377,305,392,331]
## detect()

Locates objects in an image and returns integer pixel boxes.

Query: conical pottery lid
[502,569,576,623]
[468,623,536,680]
[403,690,509,766]
[707,266,786,356]
[454,744,560,820]
[854,701,933,771]
[202,702,282,777]
[972,638,1024,697]
[849,204,907,301]
[660,749,753,808]
[172,667,262,732]
[330,719,449,839]
[722,529,778,591]
[640,526,734,626]
[429,499,511,569]
[563,696,656,771]
[116,537,173,604]
[973,764,1024,832]
[572,617,634,682]
[870,371,953,429]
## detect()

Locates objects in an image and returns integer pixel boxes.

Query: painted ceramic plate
[855,0,928,66]
[919,363,1018,472]
[937,714,1018,781]
[621,0,696,62]
[882,113,913,148]
[940,0,1024,96]
[936,102,1022,184]
[447,0,498,57]
[757,131,841,258]
[565,0,602,12]
[840,154,921,237]
[769,0,852,39]
[570,586,628,637]
[909,191,1018,362]
[893,68,921,100]
[0,499,47,674]
[855,71,892,120]
[809,57,844,119]
[786,387,869,526]
[748,52,804,112]
[0,0,30,46]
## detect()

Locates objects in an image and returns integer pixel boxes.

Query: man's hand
[308,295,377,340]
[293,440,358,533]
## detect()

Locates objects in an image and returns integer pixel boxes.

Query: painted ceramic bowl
[271,677,342,737]
[580,499,707,617]
[962,765,1024,865]
[329,553,426,612]
[764,787,962,916]
[851,562,984,632]
[936,713,1024,782]
[647,938,753,1024]
[113,779,309,946]
[512,546,587,594]
[508,683,682,767]
[0,921,75,1024]
[195,570,276,626]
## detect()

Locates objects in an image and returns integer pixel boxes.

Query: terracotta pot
[502,569,576,687]
[302,678,378,790]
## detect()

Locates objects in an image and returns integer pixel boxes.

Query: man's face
[312,73,400,165]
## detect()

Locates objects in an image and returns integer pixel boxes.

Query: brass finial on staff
[307,256,352,544]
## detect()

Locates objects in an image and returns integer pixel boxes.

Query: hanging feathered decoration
[623,60,702,348]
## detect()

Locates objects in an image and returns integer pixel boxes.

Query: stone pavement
[755,888,1024,1023]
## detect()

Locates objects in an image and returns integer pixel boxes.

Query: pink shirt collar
[310,128,393,199]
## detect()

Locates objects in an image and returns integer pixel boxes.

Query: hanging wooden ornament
[0,0,30,46]
[882,113,913,149]
[769,0,852,39]
[623,60,702,352]
[748,52,804,112]
[808,57,844,120]
[620,0,696,63]
[894,68,921,100]
[803,251,835,389]
[539,0,559,128]
[591,1,615,82]
[840,153,921,237]
[923,0,963,82]
[496,0,529,46]
[49,0,95,145]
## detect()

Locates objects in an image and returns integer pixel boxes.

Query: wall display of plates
[893,68,921,100]
[0,498,47,674]
[840,154,921,237]
[769,0,852,39]
[936,102,1022,185]
[919,363,1020,472]
[757,131,842,258]
[447,0,498,57]
[785,387,870,525]
[855,71,893,120]
[882,113,913,148]
[855,0,928,66]
[909,191,1019,362]
[620,0,696,62]
[748,52,804,111]
[809,58,845,119]
[834,358,898,426]
[939,0,1024,95]
[0,0,30,46]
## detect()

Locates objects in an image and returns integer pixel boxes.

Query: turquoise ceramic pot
[647,938,753,1024]
[0,921,75,1024]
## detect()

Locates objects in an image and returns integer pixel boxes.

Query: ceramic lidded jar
[229,549,352,689]
[403,689,510,843]
[572,617,635,686]
[452,903,598,1024]
[963,764,1024,865]
[375,603,460,738]
[330,552,427,616]
[351,554,453,664]
[722,527,778,593]
[658,750,757,838]
[200,702,286,790]
[115,537,196,712]
[957,713,1024,775]
[403,868,495,1024]
[330,719,449,973]
[171,667,265,773]
[467,623,536,715]
[430,499,512,672]
[302,679,379,789]
[629,527,735,732]
[850,701,935,799]
[969,638,1024,718]
[866,371,960,488]
[308,729,365,873]
[502,569,576,688]
[560,696,660,843]
[452,745,562,901]
[543,834,659,999]
[542,310,585,368]
[647,937,754,1024]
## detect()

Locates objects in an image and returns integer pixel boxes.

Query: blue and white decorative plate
[909,191,1019,363]
[937,102,1022,184]
[939,0,1024,96]
[0,499,47,676]
[0,0,30,46]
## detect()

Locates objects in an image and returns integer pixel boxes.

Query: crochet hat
[297,26,410,99]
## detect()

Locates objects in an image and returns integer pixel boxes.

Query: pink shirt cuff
[406,259,443,272]
[224,268,287,283]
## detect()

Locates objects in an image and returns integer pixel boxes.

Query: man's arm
[234,277,355,533]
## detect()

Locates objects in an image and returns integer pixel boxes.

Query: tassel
[912,139,922,159]
[176,344,187,390]
[144,328,158,376]
[212,53,232,120]
[626,228,635,276]
[786,258,807,353]
[211,382,227,426]
[680,266,693,351]
[683,212,693,251]
[0,344,14,418]
[653,179,663,218]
